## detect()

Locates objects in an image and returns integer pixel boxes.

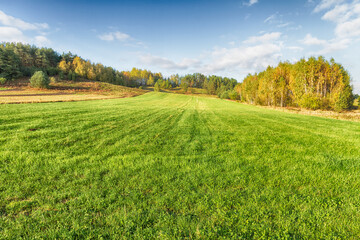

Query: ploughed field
[1,92,360,239]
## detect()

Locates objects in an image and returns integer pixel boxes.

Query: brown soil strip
[0,93,74,97]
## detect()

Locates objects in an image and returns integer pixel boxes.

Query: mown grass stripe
[1,92,360,238]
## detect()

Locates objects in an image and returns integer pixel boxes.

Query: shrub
[299,93,323,110]
[30,71,50,88]
[50,76,57,84]
[154,82,160,92]
[228,90,240,100]
[0,77,6,85]
[220,91,230,99]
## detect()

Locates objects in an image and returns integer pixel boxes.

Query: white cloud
[0,10,51,46]
[287,46,303,51]
[314,0,345,13]
[301,33,351,54]
[140,54,200,70]
[200,43,282,74]
[35,35,51,46]
[98,33,114,41]
[0,10,48,30]
[318,38,351,54]
[98,31,146,47]
[0,27,52,47]
[322,3,352,22]
[277,22,292,28]
[98,31,130,41]
[306,0,360,55]
[0,26,26,42]
[244,0,258,6]
[140,28,284,77]
[243,32,282,44]
[301,33,327,45]
[264,13,277,23]
[335,15,360,37]
[316,0,360,38]
[140,39,283,75]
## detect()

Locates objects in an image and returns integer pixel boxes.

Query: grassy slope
[0,80,146,104]
[1,92,360,238]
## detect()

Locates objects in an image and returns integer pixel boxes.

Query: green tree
[0,48,22,80]
[334,86,354,111]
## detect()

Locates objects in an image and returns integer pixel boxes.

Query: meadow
[0,80,146,104]
[1,92,360,239]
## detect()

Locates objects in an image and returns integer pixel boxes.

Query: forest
[237,57,354,111]
[0,42,355,110]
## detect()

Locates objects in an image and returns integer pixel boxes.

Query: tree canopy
[236,57,354,111]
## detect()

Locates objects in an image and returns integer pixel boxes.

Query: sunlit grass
[1,92,360,238]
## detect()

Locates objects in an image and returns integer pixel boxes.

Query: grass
[251,102,360,122]
[143,86,212,97]
[0,94,122,104]
[1,92,360,238]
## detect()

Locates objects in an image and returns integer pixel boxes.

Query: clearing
[1,92,360,238]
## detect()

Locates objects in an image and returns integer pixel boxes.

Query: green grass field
[1,92,360,239]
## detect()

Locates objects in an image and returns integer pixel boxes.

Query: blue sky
[0,0,359,93]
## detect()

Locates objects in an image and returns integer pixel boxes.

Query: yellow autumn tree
[58,59,70,73]
[147,75,154,86]
[72,56,87,78]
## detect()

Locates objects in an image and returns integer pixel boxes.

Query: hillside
[1,92,360,238]
[0,77,146,104]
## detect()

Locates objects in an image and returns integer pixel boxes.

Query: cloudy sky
[1,0,359,93]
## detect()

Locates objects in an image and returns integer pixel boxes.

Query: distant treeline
[236,57,354,110]
[0,42,355,110]
[58,56,238,95]
[0,42,236,96]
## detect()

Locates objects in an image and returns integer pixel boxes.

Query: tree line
[0,42,238,96]
[236,57,354,110]
[0,42,355,110]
